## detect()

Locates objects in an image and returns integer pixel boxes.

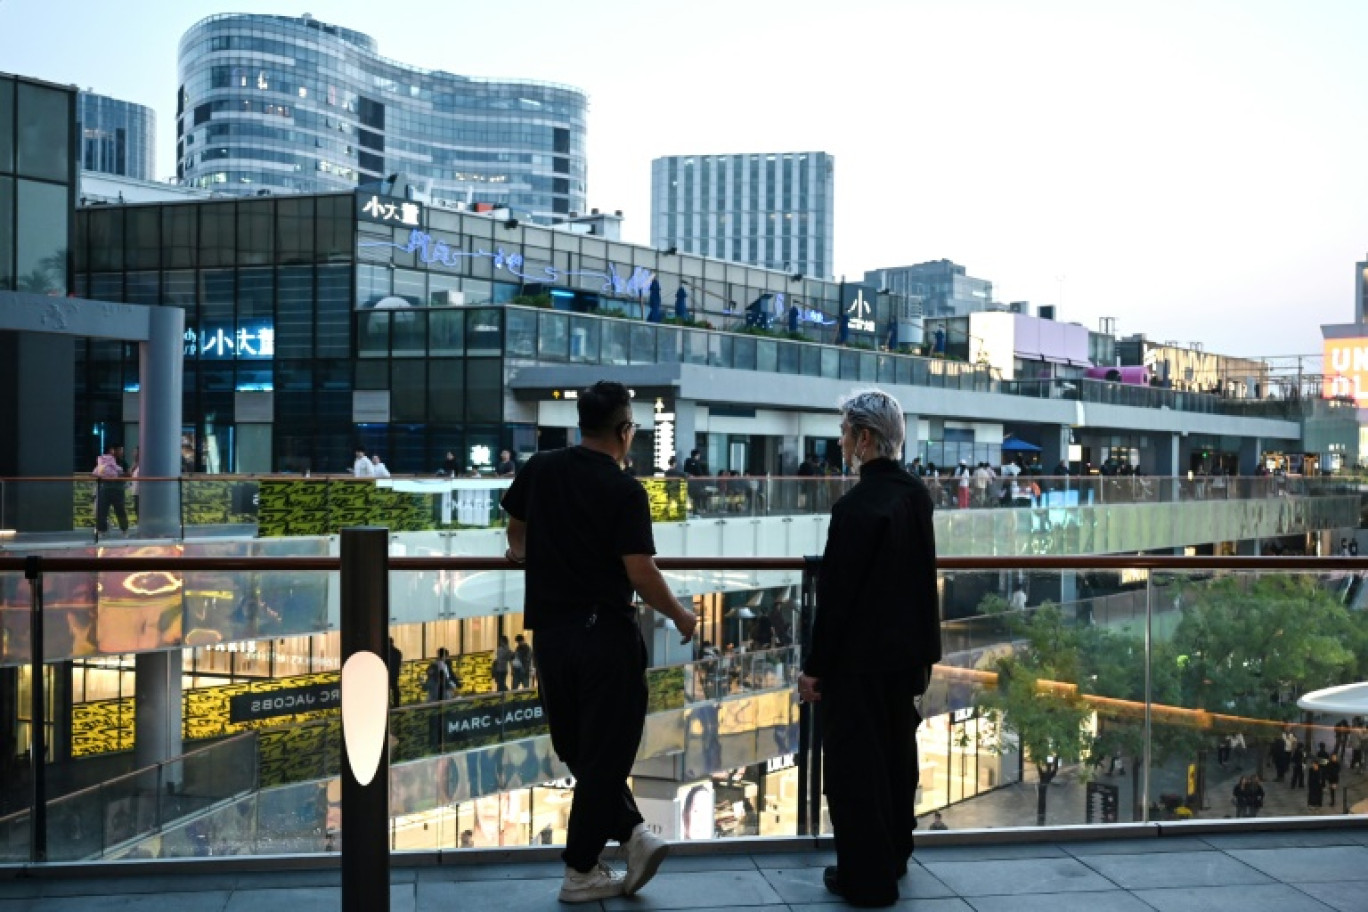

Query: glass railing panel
[629,322,656,365]
[1146,568,1368,823]
[0,808,28,863]
[756,338,777,373]
[178,732,258,815]
[657,325,681,364]
[921,566,1150,829]
[568,314,601,364]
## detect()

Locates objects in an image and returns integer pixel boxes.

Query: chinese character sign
[192,322,275,360]
[357,193,423,227]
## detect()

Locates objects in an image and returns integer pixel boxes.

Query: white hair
[838,388,905,460]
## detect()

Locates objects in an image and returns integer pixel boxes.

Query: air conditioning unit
[433,289,466,306]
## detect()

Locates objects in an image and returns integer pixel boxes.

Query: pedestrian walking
[502,380,697,903]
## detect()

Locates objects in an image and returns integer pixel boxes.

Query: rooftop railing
[1,553,1366,864]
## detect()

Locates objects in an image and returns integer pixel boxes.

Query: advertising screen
[1323,337,1368,402]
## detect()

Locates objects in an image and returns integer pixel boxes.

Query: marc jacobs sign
[230,681,341,723]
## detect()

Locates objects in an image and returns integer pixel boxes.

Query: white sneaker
[622,824,669,896]
[558,862,624,903]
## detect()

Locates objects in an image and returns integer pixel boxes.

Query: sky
[2,0,1365,359]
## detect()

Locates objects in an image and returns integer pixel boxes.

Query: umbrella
[674,286,689,321]
[647,278,663,323]
[1002,437,1042,453]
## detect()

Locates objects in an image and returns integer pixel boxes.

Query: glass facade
[650,152,835,280]
[76,92,156,180]
[176,13,587,223]
[0,74,75,294]
[864,259,994,319]
[72,190,1252,477]
[73,194,357,474]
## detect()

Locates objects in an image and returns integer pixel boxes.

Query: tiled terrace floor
[3,821,1367,911]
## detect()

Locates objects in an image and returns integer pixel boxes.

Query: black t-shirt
[501,446,655,629]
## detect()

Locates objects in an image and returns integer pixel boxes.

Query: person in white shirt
[1008,584,1027,611]
[353,448,374,477]
[371,454,391,478]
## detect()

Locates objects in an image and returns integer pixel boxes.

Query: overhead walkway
[0,477,1357,668]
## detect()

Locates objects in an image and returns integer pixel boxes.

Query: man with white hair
[798,388,941,907]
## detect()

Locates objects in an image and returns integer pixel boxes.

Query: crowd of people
[1268,720,1363,811]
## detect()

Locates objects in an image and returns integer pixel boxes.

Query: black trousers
[819,672,922,907]
[534,613,647,872]
[96,487,128,533]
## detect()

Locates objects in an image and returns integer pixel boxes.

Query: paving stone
[1077,850,1272,889]
[921,857,1114,897]
[1133,883,1342,912]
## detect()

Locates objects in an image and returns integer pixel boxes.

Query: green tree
[1168,573,1364,721]
[974,601,1095,825]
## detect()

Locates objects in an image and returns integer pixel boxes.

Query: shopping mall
[3,71,1367,867]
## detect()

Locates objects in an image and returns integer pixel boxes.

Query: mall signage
[442,692,545,740]
[1324,336,1368,402]
[184,321,274,359]
[358,227,654,298]
[653,397,675,473]
[841,285,878,334]
[230,681,341,723]
[357,193,422,227]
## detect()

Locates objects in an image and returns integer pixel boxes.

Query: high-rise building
[176,13,588,222]
[864,259,993,318]
[650,152,834,279]
[77,91,155,180]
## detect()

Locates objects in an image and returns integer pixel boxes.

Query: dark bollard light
[340,527,390,912]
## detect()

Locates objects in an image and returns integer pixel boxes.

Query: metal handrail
[3,554,1367,574]
[0,730,258,825]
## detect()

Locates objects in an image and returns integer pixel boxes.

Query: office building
[176,13,588,222]
[76,91,156,180]
[650,152,834,280]
[865,259,993,318]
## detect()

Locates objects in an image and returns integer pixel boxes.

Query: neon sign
[358,228,655,298]
[184,322,275,359]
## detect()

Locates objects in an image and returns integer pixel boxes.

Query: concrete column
[1041,425,1071,473]
[1153,433,1181,477]
[137,306,184,539]
[902,412,920,466]
[51,662,73,763]
[134,650,182,787]
[1237,437,1265,477]
[674,399,699,468]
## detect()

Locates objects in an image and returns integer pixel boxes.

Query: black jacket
[804,458,941,682]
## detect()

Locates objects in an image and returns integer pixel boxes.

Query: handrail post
[796,555,822,837]
[1141,570,1154,823]
[24,555,46,862]
[340,527,390,912]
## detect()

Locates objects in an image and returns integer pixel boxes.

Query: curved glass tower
[77,92,156,180]
[177,13,587,221]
